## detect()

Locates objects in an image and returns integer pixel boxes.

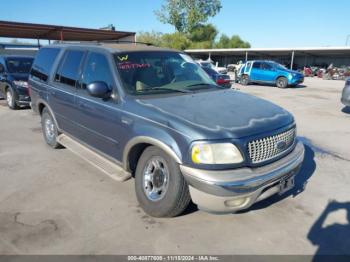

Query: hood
[133,89,294,140]
[281,68,302,76]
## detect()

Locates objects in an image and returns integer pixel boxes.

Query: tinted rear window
[30,48,60,82]
[55,50,85,87]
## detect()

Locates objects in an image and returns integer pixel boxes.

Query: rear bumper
[180,141,305,213]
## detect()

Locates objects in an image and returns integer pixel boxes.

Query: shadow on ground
[341,106,350,114]
[308,201,350,260]
[240,83,307,89]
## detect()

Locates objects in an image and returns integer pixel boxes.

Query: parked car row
[24,43,307,217]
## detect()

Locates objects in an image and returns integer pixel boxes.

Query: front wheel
[276,77,288,88]
[6,88,18,110]
[135,146,191,217]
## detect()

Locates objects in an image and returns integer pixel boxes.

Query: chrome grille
[248,128,296,164]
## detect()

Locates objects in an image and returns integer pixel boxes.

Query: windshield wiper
[146,86,193,93]
[186,83,219,89]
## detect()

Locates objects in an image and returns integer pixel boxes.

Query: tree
[215,34,230,48]
[155,0,222,33]
[215,34,251,48]
[161,32,192,50]
[189,23,218,43]
[137,31,164,46]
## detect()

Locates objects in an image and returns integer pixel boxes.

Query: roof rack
[99,40,155,46]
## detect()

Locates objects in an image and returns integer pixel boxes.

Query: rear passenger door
[74,51,123,160]
[50,49,86,137]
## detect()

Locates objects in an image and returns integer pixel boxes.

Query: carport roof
[0,20,135,41]
[185,47,350,57]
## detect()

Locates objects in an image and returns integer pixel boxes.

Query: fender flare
[35,99,60,131]
[122,136,182,171]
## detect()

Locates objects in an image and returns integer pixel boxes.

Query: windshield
[6,57,34,74]
[114,51,216,95]
[276,63,288,70]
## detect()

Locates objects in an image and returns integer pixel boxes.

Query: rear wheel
[276,77,288,88]
[240,75,249,85]
[41,108,62,149]
[6,88,18,110]
[135,146,191,217]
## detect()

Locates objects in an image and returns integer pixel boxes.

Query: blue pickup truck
[238,60,304,88]
[29,44,305,217]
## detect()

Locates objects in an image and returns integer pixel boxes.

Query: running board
[57,134,131,182]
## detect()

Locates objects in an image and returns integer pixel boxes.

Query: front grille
[248,128,296,164]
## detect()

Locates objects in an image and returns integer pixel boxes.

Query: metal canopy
[185,47,350,57]
[0,20,135,41]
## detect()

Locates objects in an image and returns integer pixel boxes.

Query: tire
[6,87,19,110]
[240,75,249,85]
[276,77,288,88]
[135,146,191,217]
[41,108,62,149]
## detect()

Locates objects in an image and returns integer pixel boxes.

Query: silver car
[341,78,350,107]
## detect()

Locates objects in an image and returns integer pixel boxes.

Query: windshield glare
[6,58,34,74]
[114,51,216,95]
[276,63,288,70]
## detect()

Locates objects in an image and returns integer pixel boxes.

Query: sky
[1,0,350,48]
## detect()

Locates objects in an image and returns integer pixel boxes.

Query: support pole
[37,39,40,48]
[60,31,64,42]
[245,51,248,62]
[290,50,295,70]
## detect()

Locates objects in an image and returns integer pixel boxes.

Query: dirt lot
[0,77,349,255]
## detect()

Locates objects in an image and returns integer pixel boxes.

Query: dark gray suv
[29,43,305,217]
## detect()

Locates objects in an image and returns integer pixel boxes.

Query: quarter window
[81,52,114,90]
[55,50,85,87]
[30,48,60,82]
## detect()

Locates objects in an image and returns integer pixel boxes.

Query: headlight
[191,143,243,164]
[13,81,28,88]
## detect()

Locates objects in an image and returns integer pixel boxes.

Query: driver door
[74,51,124,160]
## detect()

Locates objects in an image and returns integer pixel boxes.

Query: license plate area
[279,175,295,195]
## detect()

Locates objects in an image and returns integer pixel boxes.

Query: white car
[196,60,227,74]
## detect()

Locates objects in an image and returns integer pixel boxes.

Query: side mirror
[87,81,111,99]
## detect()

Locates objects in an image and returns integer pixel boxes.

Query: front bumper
[341,85,350,106]
[290,76,304,85]
[180,141,305,213]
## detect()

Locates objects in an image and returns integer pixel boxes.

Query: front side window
[262,62,273,70]
[81,52,114,90]
[6,57,33,74]
[114,51,215,95]
[55,50,85,87]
